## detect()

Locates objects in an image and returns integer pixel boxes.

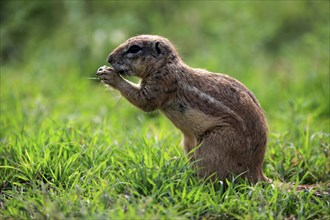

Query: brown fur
[97,35,269,183]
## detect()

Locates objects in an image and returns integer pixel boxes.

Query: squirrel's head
[108,35,180,78]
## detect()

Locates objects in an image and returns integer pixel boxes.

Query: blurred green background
[1,0,329,173]
[1,0,329,132]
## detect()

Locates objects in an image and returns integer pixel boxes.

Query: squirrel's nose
[108,54,114,64]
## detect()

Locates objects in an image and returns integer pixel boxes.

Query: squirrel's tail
[270,179,330,197]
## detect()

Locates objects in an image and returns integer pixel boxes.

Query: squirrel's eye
[127,45,142,54]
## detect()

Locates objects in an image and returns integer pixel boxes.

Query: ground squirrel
[96,35,269,183]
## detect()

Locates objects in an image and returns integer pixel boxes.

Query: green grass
[1,1,329,219]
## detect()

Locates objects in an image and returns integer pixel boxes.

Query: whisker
[86,77,99,80]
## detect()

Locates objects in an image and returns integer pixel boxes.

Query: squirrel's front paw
[96,65,120,86]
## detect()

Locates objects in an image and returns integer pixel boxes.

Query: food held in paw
[96,65,114,76]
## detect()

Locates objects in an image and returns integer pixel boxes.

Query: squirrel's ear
[155,41,162,55]
[154,40,173,56]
